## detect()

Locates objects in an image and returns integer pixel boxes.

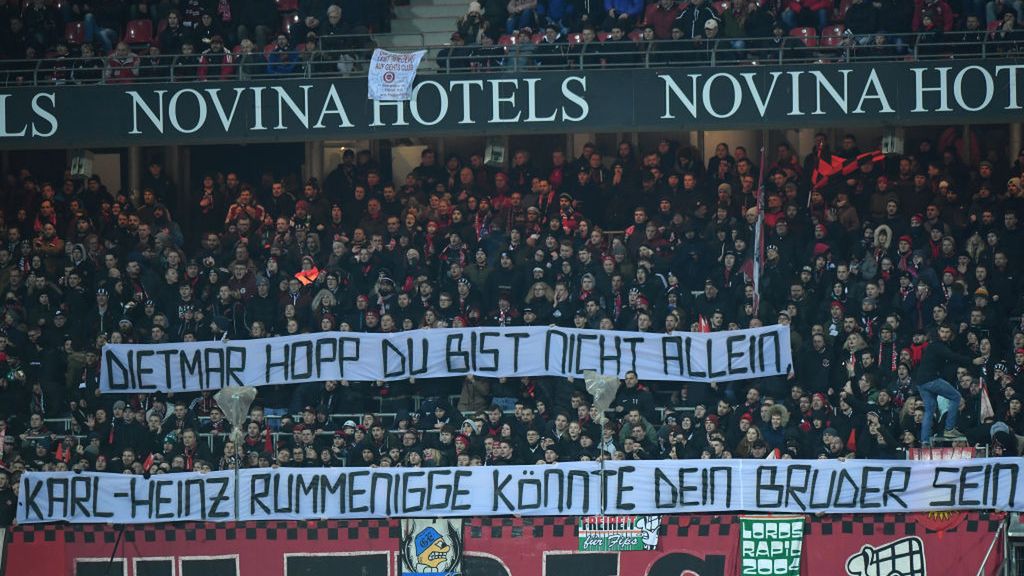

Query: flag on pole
[752,145,767,317]
[979,378,995,421]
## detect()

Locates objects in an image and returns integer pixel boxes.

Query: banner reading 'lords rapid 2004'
[99,325,791,394]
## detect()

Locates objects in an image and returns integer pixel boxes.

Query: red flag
[264,424,273,454]
[698,315,711,333]
[810,143,839,192]
[752,145,767,316]
[846,428,858,453]
[55,442,65,464]
[143,452,154,472]
[812,149,885,191]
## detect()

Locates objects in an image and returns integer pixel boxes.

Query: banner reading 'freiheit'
[99,325,792,393]
[17,458,1024,524]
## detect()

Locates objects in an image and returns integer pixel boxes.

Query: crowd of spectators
[0,0,392,83]
[2,127,1024,524]
[439,0,1023,70]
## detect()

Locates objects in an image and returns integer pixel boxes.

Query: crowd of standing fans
[1,132,1024,523]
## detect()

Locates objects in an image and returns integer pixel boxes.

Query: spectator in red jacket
[643,0,683,39]
[198,35,236,80]
[780,0,831,31]
[913,0,955,31]
[105,42,141,84]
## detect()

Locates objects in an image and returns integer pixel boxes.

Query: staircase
[390,0,465,47]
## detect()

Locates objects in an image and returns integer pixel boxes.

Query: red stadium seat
[65,21,85,45]
[597,31,610,41]
[567,33,582,44]
[276,0,299,12]
[531,33,543,43]
[281,13,300,36]
[789,26,818,47]
[987,20,1001,38]
[823,24,845,37]
[715,1,731,14]
[820,24,845,47]
[152,18,166,47]
[124,19,154,46]
[497,34,515,45]
[628,28,642,41]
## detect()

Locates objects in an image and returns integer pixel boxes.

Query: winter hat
[462,419,480,434]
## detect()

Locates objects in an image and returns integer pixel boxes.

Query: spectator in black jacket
[845,0,879,44]
[158,10,190,56]
[916,324,987,443]
[674,0,720,39]
[612,370,657,422]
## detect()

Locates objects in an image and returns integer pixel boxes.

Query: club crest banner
[368,49,427,101]
[399,518,463,575]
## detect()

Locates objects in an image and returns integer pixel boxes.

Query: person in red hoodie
[780,0,831,31]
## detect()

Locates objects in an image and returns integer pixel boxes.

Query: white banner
[99,325,792,394]
[18,459,1024,524]
[367,48,427,101]
[17,470,235,524]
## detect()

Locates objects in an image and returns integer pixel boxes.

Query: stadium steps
[391,16,460,35]
[394,4,467,19]
[374,0,464,71]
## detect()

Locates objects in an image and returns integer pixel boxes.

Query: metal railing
[0,31,1020,87]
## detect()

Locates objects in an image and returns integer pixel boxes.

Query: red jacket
[643,2,683,39]
[106,54,140,84]
[198,49,236,80]
[787,0,831,13]
[912,0,954,31]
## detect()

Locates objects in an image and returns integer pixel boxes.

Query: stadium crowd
[1,0,1022,84]
[0,124,1023,528]
[438,0,1023,70]
[0,0,390,82]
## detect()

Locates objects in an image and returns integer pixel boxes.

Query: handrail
[0,32,1019,88]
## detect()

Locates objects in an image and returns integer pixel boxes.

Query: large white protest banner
[99,325,792,394]
[367,48,427,101]
[18,470,235,524]
[18,458,1024,524]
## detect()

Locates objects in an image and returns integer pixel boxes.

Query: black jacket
[914,340,973,386]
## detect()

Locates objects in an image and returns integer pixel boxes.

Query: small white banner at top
[368,48,427,101]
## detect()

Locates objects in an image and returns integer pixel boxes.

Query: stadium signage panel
[17,458,1024,524]
[98,325,792,393]
[0,61,1022,149]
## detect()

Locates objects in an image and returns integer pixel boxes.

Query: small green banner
[577,515,661,551]
[740,516,804,576]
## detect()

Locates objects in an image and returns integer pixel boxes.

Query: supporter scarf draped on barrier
[98,325,792,394]
[17,458,1024,524]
